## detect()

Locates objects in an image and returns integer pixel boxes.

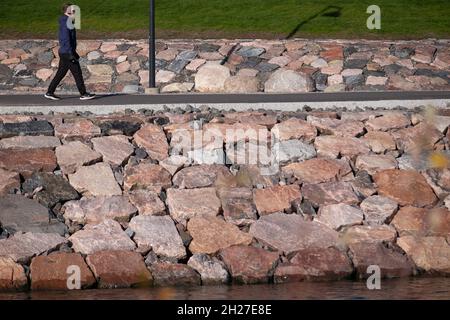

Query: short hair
[62,3,73,14]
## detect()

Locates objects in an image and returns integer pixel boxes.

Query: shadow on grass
[220,43,240,65]
[218,6,343,61]
[285,5,342,39]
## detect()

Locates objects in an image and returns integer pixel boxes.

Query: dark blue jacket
[58,15,77,54]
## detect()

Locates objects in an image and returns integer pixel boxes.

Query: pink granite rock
[133,124,169,161]
[187,216,253,254]
[249,213,340,254]
[166,187,221,222]
[68,163,122,197]
[219,246,279,284]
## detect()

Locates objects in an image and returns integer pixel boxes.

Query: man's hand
[68,52,80,63]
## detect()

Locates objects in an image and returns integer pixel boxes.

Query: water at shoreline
[1,277,449,300]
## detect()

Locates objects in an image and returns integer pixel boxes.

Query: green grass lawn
[0,0,449,39]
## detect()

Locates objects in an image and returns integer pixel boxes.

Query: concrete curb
[0,98,449,115]
[1,92,450,114]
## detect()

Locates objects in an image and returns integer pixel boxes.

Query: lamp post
[147,0,158,93]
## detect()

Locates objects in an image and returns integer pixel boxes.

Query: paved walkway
[0,91,450,114]
[1,91,450,105]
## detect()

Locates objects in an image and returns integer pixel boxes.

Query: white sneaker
[44,93,61,101]
[80,93,96,100]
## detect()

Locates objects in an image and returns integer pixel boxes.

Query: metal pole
[149,0,156,88]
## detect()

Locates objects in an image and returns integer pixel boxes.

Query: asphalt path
[1,91,450,107]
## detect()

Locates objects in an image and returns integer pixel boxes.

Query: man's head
[62,3,74,16]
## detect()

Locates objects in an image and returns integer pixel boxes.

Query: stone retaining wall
[1,106,450,290]
[0,39,449,95]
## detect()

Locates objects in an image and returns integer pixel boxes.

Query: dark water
[1,277,449,300]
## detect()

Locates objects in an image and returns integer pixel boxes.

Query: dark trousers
[47,52,86,95]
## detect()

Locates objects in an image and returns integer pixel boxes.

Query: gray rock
[360,195,399,224]
[236,46,265,57]
[255,62,279,72]
[144,251,159,266]
[272,139,316,164]
[87,51,101,60]
[225,141,270,166]
[13,65,27,74]
[117,43,132,51]
[0,65,12,84]
[122,85,139,94]
[391,46,415,59]
[24,41,43,52]
[415,69,450,81]
[383,64,402,75]
[177,50,197,61]
[344,59,368,69]
[314,72,328,91]
[155,59,167,69]
[167,59,189,74]
[37,51,54,64]
[0,232,67,264]
[237,57,261,68]
[129,215,187,260]
[344,74,365,87]
[125,227,135,238]
[397,153,429,171]
[98,119,142,136]
[0,195,67,235]
[15,69,33,78]
[365,70,386,77]
[188,148,226,165]
[135,147,148,160]
[0,120,53,139]
[69,219,136,255]
[63,196,137,225]
[158,155,188,176]
[18,77,39,86]
[350,170,377,198]
[295,199,316,216]
[22,172,79,208]
[195,43,220,52]
[315,203,364,230]
[187,254,230,285]
[303,43,321,55]
[176,223,192,247]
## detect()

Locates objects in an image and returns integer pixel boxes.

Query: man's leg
[47,55,70,94]
[68,60,87,96]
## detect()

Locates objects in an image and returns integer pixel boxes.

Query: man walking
[45,3,95,101]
